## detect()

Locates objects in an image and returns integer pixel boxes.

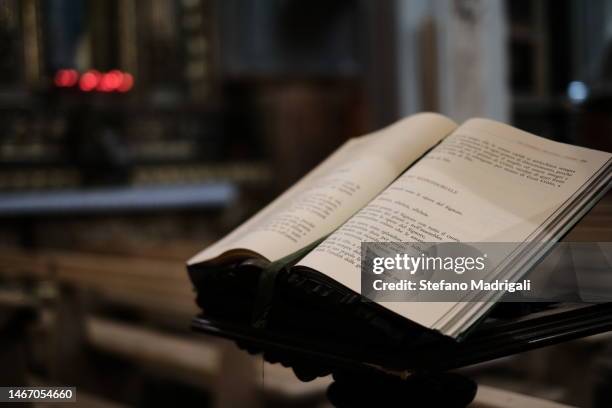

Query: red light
[98,70,124,92]
[117,72,134,92]
[66,69,133,93]
[54,69,78,87]
[79,70,101,92]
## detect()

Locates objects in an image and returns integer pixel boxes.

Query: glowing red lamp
[54,69,79,87]
[79,70,101,92]
[117,73,134,92]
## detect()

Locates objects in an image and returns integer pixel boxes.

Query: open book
[188,113,612,340]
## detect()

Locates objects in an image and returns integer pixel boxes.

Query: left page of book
[188,113,457,266]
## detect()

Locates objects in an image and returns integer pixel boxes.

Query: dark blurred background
[0,0,612,407]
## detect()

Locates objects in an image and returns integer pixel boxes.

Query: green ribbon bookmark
[251,236,327,329]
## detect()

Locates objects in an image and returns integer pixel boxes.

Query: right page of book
[297,118,612,332]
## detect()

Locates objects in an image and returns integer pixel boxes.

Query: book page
[188,113,457,265]
[297,118,611,330]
